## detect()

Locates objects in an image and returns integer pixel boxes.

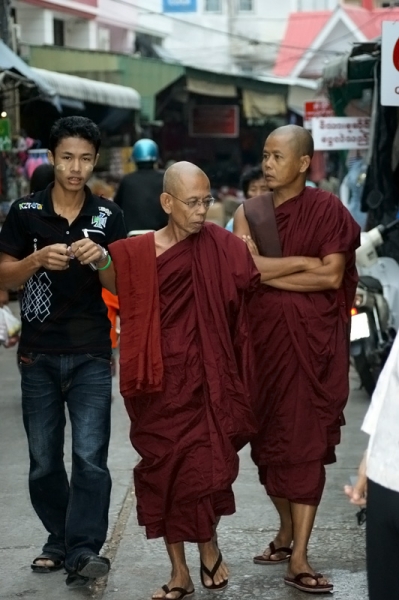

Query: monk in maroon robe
[108,162,261,600]
[234,125,360,594]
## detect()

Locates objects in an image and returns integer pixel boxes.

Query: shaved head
[161,161,212,236]
[163,161,209,196]
[268,125,314,159]
[262,125,314,193]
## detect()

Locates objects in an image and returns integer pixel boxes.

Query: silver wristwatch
[91,246,109,271]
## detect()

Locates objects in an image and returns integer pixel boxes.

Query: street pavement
[0,315,369,600]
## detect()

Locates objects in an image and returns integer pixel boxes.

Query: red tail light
[351,307,358,316]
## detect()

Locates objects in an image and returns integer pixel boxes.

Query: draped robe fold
[245,188,360,505]
[110,223,259,543]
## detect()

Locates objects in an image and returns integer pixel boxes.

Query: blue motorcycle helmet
[132,139,159,164]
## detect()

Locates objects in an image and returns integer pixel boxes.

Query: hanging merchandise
[24,149,50,179]
[0,305,21,348]
[340,157,368,230]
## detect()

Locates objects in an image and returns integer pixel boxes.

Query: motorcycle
[350,219,399,396]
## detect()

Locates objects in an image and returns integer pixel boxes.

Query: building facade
[10,0,384,72]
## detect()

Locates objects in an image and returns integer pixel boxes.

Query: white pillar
[18,6,54,45]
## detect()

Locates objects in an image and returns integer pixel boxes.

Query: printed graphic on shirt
[99,206,112,217]
[91,212,108,229]
[19,202,43,210]
[22,272,52,323]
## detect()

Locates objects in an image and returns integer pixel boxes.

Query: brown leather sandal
[152,584,195,600]
[284,572,333,594]
[253,541,292,565]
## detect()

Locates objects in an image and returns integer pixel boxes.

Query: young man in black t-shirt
[0,117,126,588]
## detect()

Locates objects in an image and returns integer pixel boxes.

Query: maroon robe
[246,188,360,505]
[111,223,259,543]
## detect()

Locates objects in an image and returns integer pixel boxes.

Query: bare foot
[152,569,194,600]
[199,541,228,588]
[259,533,293,561]
[34,559,57,568]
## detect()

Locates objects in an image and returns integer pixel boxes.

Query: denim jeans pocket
[85,353,112,364]
[18,353,43,368]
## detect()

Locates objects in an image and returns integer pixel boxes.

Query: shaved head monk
[234,125,360,594]
[108,161,265,599]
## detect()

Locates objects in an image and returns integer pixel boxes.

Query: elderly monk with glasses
[107,161,276,600]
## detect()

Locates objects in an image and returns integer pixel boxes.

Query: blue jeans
[20,353,112,571]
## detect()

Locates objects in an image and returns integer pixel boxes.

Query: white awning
[242,90,286,118]
[186,77,237,98]
[31,67,141,110]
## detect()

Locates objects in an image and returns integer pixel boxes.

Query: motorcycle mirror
[366,189,383,210]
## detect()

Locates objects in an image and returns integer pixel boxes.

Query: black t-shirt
[0,185,126,354]
[114,169,168,232]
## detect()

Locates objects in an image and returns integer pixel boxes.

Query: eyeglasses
[166,191,215,210]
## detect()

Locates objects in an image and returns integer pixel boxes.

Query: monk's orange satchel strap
[243,192,282,258]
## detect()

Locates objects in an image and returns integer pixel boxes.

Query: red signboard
[304,100,334,129]
[189,105,239,138]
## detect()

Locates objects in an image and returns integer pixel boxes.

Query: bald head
[163,161,209,197]
[161,161,212,234]
[268,125,314,159]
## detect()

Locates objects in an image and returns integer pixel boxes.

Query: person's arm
[233,205,322,281]
[69,239,117,295]
[99,263,116,295]
[344,450,367,507]
[0,246,70,290]
[70,207,125,296]
[265,253,346,292]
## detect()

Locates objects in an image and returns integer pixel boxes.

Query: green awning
[322,43,378,116]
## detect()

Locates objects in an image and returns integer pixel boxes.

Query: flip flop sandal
[200,551,228,592]
[31,553,64,573]
[253,541,292,565]
[152,584,195,600]
[284,572,333,594]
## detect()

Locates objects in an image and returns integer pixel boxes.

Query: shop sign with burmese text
[303,100,334,129]
[312,116,370,151]
[381,21,399,106]
[189,105,239,138]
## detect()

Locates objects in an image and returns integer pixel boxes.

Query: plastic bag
[0,306,21,348]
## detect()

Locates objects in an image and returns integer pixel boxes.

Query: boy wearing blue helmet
[114,139,168,234]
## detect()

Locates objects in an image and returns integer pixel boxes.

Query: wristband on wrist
[97,254,112,271]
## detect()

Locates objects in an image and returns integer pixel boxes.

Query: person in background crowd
[114,139,168,234]
[102,288,119,377]
[345,330,399,600]
[225,166,268,232]
[29,164,55,194]
[0,116,126,589]
[234,125,360,594]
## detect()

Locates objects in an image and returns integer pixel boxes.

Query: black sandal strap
[294,572,319,584]
[201,551,223,580]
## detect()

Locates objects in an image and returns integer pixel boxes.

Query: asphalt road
[0,327,369,600]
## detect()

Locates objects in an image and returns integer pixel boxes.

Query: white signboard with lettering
[381,21,399,106]
[312,116,370,151]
